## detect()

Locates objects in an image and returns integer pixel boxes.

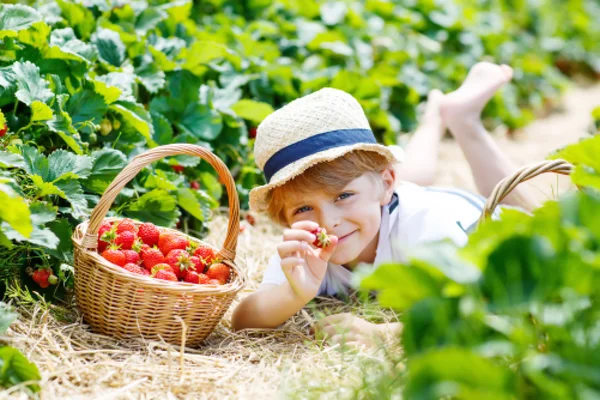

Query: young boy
[231,62,537,345]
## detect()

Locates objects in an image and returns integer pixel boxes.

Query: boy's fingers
[277,241,309,259]
[282,229,316,244]
[290,220,319,231]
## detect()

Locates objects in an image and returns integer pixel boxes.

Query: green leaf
[135,62,166,94]
[110,101,154,143]
[53,179,89,219]
[47,149,94,181]
[0,151,25,169]
[145,172,178,191]
[0,66,17,107]
[82,148,126,194]
[66,88,108,130]
[135,8,168,35]
[177,103,222,141]
[0,4,42,39]
[57,0,95,41]
[94,28,126,67]
[45,219,73,262]
[46,94,84,155]
[0,183,32,237]
[30,100,53,122]
[151,111,173,145]
[177,188,210,222]
[126,189,180,228]
[17,20,50,49]
[12,61,54,106]
[21,146,49,181]
[230,99,274,123]
[1,202,58,249]
[0,303,17,334]
[359,261,441,310]
[405,347,516,399]
[91,79,121,105]
[0,346,41,393]
[552,135,600,189]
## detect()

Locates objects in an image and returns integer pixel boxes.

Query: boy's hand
[312,313,390,347]
[278,220,338,304]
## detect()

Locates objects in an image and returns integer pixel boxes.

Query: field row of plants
[359,133,600,398]
[0,0,599,393]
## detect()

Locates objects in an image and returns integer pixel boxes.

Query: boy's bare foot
[419,89,446,139]
[441,62,513,135]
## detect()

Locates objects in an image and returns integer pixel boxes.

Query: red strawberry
[152,264,178,281]
[189,256,203,274]
[140,247,166,271]
[183,270,200,284]
[123,263,147,275]
[311,227,331,248]
[165,249,193,279]
[193,245,216,269]
[158,233,189,256]
[171,165,184,173]
[245,213,256,226]
[123,249,140,265]
[190,180,200,190]
[206,262,231,285]
[249,127,257,139]
[138,222,160,247]
[115,230,136,250]
[208,279,221,285]
[32,268,52,289]
[97,222,115,253]
[102,247,127,267]
[116,218,137,234]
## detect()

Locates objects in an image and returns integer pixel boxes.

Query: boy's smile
[284,168,395,268]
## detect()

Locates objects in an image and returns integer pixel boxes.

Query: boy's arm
[231,281,308,330]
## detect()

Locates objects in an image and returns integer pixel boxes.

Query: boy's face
[284,168,395,267]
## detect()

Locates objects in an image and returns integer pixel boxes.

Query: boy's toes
[500,64,514,81]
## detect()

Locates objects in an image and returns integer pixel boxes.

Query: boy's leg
[441,62,539,211]
[395,89,446,186]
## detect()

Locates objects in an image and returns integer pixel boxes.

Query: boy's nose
[318,206,341,233]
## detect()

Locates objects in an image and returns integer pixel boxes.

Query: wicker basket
[477,158,574,226]
[71,144,246,346]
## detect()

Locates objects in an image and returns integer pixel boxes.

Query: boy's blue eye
[337,192,353,201]
[294,206,311,215]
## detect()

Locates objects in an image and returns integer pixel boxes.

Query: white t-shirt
[260,182,503,296]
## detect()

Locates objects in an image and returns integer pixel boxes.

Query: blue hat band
[263,128,377,182]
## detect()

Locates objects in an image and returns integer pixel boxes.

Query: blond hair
[265,150,394,226]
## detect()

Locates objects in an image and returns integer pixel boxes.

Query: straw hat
[248,88,404,213]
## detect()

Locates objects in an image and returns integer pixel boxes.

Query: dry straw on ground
[0,214,400,400]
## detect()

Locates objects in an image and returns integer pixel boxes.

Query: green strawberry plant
[358,134,600,398]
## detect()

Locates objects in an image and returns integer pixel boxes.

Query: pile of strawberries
[97,218,231,285]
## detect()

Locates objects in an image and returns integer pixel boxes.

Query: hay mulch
[0,214,400,400]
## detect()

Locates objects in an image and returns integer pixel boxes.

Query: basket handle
[81,144,240,262]
[477,158,574,227]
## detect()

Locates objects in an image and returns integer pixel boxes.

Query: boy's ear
[379,166,396,206]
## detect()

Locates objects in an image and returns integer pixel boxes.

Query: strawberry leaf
[47,149,93,181]
[0,151,25,169]
[110,100,154,143]
[0,4,42,39]
[93,28,126,67]
[1,201,58,249]
[56,0,95,41]
[12,61,54,106]
[66,88,108,132]
[230,99,274,123]
[0,346,41,393]
[0,182,32,238]
[46,94,84,155]
[176,103,223,141]
[126,189,180,228]
[82,148,127,194]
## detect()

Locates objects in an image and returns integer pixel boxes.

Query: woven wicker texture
[72,144,245,346]
[478,159,574,226]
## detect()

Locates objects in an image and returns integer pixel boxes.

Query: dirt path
[433,83,600,204]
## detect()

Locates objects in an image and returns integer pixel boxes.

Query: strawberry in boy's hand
[278,221,338,304]
[311,227,331,248]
